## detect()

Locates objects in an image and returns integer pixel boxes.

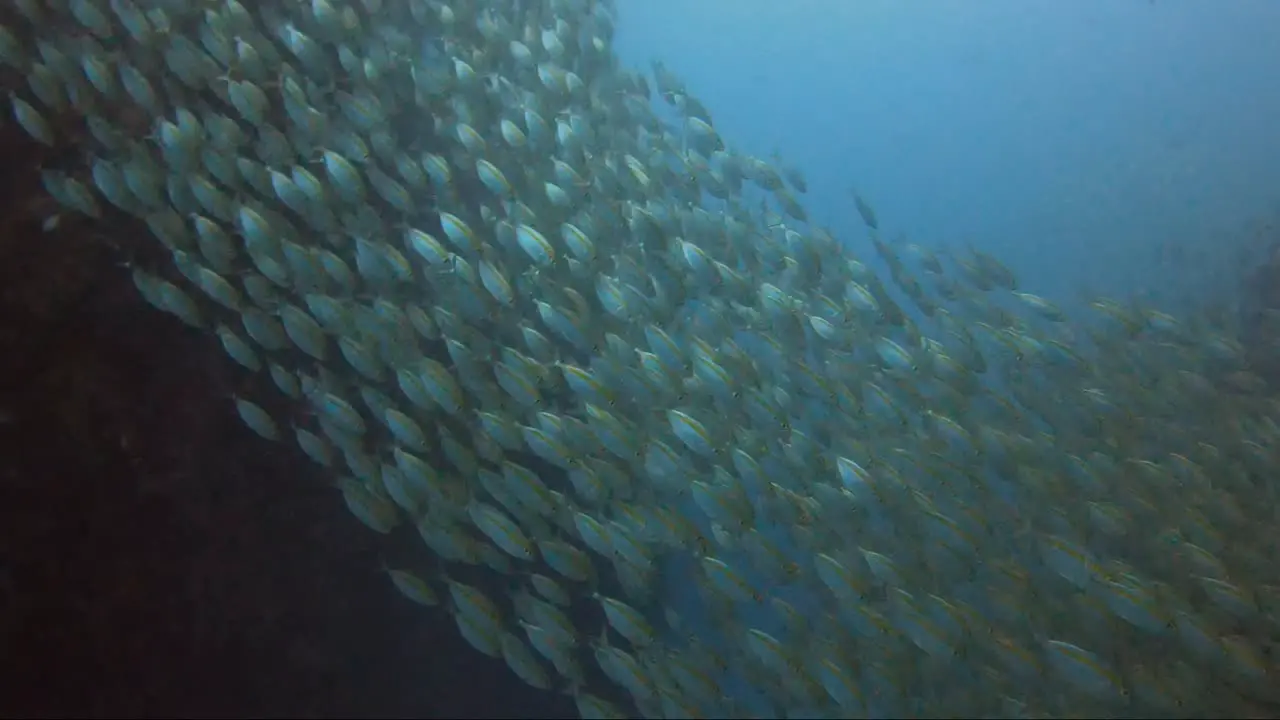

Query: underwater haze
[617,0,1280,311]
[7,0,1280,717]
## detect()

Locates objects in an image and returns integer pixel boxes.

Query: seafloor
[0,120,572,717]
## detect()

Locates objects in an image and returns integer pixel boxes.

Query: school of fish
[4,0,1279,717]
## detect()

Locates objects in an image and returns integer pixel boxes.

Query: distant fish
[851,188,878,230]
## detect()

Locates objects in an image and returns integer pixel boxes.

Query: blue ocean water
[616,0,1280,313]
[8,0,1280,715]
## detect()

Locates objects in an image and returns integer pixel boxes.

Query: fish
[11,1,1277,717]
